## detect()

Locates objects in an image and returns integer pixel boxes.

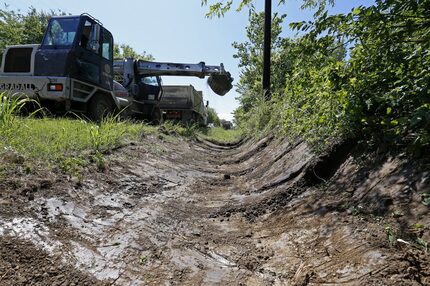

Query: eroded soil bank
[0,134,429,285]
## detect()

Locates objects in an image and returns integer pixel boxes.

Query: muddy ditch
[0,134,429,285]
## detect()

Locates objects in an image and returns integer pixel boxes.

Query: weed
[92,151,106,171]
[411,223,425,231]
[0,94,28,127]
[59,156,87,177]
[384,225,397,246]
[138,255,148,265]
[182,123,199,137]
[159,121,200,137]
[416,238,429,253]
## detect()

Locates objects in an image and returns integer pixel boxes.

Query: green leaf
[387,107,392,115]
[352,7,361,15]
[412,223,425,230]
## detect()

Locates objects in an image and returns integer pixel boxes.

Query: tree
[201,0,335,18]
[0,6,65,49]
[232,11,286,121]
[113,44,154,60]
[207,107,221,126]
[0,6,153,62]
[228,0,430,150]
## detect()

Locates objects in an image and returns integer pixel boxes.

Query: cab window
[80,21,91,49]
[43,18,80,47]
[102,30,113,60]
[80,20,100,54]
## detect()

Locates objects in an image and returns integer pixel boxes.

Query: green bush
[233,1,430,151]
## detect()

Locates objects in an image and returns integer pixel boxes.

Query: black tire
[151,107,163,125]
[88,94,115,122]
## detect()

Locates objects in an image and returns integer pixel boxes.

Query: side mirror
[206,100,209,107]
[89,24,100,52]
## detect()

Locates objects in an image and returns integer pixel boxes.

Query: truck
[0,13,233,121]
[159,85,208,126]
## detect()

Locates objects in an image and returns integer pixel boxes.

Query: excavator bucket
[208,73,233,96]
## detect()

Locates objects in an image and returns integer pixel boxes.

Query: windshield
[43,18,80,47]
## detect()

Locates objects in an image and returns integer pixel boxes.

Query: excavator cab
[35,14,114,91]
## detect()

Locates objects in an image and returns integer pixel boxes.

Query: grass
[0,93,244,180]
[0,107,158,178]
[0,95,31,127]
[199,127,243,144]
[1,117,155,160]
[158,121,200,137]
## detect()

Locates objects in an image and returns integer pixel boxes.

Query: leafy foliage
[0,5,153,61]
[114,43,154,60]
[0,5,66,49]
[231,0,430,151]
[201,0,335,18]
[290,0,430,148]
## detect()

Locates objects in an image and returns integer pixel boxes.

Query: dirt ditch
[0,134,429,285]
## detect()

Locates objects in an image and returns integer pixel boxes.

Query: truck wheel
[151,107,163,125]
[88,94,115,121]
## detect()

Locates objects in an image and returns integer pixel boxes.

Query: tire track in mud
[0,135,429,285]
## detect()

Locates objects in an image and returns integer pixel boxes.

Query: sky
[3,0,375,121]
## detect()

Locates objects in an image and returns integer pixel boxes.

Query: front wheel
[88,94,115,122]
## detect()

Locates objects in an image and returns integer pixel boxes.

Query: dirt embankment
[0,133,429,285]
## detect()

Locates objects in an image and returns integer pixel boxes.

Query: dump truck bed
[159,85,207,125]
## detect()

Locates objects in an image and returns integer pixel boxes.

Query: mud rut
[0,135,429,285]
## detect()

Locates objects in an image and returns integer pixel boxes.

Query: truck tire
[88,94,115,121]
[151,107,163,125]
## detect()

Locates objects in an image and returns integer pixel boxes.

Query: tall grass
[159,121,201,137]
[0,94,30,127]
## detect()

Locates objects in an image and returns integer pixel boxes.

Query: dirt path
[0,134,429,285]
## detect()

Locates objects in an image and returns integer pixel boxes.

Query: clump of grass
[0,94,28,127]
[384,225,397,246]
[159,121,200,137]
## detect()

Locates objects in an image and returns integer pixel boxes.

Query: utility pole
[263,0,272,100]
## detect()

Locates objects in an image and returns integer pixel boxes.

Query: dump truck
[159,85,208,126]
[0,13,233,121]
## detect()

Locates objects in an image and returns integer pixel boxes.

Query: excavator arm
[113,59,233,96]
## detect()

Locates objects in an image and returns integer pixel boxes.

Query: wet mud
[0,135,429,285]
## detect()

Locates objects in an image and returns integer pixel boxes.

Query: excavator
[0,13,233,121]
